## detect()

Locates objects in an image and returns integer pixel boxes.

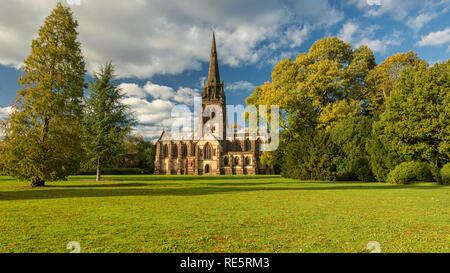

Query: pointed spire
[207,32,220,84]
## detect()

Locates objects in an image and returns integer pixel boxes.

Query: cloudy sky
[0,0,449,139]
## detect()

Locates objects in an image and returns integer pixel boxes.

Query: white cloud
[226,81,256,92]
[284,25,310,48]
[0,0,348,78]
[119,81,199,104]
[338,21,402,53]
[0,106,13,121]
[119,82,201,139]
[338,21,359,43]
[417,27,450,47]
[349,0,422,20]
[406,12,438,30]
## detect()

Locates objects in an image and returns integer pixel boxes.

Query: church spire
[207,32,220,84]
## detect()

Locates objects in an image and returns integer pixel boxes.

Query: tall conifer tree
[83,63,136,181]
[0,3,86,187]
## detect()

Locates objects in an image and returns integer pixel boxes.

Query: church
[154,34,274,175]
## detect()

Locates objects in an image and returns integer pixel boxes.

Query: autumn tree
[247,37,375,131]
[246,37,376,177]
[364,51,427,114]
[0,3,85,187]
[83,63,136,181]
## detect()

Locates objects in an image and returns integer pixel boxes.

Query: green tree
[282,128,340,181]
[330,116,374,181]
[83,62,136,181]
[0,3,85,187]
[247,37,375,174]
[113,135,156,173]
[364,51,426,114]
[375,60,449,172]
[365,128,401,182]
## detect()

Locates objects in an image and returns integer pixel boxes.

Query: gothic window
[172,144,178,158]
[204,143,212,160]
[191,143,196,156]
[245,139,251,151]
[245,157,251,166]
[163,145,168,158]
[234,157,240,165]
[182,144,187,158]
[235,141,242,152]
[223,156,229,166]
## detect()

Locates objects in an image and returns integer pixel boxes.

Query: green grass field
[0,175,448,253]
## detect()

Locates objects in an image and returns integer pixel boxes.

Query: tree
[364,51,426,114]
[0,3,85,187]
[83,62,136,181]
[365,129,401,182]
[246,37,375,131]
[375,60,449,171]
[329,116,374,181]
[247,37,375,174]
[112,135,156,173]
[282,128,340,181]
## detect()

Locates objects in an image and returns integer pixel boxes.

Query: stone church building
[154,34,273,175]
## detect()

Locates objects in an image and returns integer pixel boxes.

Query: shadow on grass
[79,175,283,182]
[0,183,445,201]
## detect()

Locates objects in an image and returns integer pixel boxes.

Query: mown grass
[0,175,448,253]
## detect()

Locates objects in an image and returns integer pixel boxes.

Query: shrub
[330,116,375,182]
[440,163,450,185]
[365,125,402,182]
[282,128,339,181]
[387,162,433,184]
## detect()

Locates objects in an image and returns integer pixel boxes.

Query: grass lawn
[0,175,448,253]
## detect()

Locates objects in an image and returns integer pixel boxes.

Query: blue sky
[0,0,449,138]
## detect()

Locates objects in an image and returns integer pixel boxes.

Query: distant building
[154,34,273,175]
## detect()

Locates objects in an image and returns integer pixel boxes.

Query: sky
[0,0,449,139]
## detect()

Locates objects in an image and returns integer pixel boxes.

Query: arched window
[204,143,212,160]
[245,139,251,151]
[172,144,178,158]
[245,157,250,166]
[163,145,169,158]
[182,143,187,158]
[235,141,242,152]
[234,157,240,165]
[191,143,196,156]
[223,156,229,166]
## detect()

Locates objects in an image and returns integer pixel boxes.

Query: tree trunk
[31,178,45,188]
[96,159,101,182]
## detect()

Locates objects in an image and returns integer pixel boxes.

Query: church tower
[200,33,227,140]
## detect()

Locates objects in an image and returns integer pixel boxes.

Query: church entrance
[205,164,210,174]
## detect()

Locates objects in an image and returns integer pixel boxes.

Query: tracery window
[163,145,168,158]
[204,143,212,160]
